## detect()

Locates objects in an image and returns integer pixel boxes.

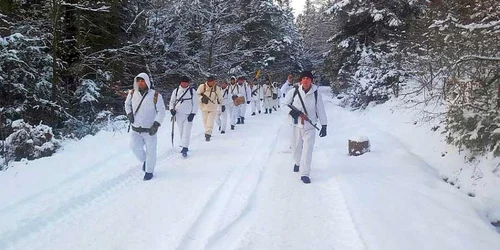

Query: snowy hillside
[1,87,499,250]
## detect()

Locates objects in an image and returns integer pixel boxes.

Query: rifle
[251,85,260,96]
[171,116,175,148]
[286,104,320,131]
[200,93,216,104]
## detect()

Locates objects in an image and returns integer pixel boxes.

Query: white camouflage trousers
[250,99,261,113]
[202,110,217,135]
[263,97,273,110]
[216,109,228,132]
[293,127,316,177]
[130,131,157,173]
[175,113,193,148]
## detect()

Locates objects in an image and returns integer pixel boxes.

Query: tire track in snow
[174,120,283,250]
[313,149,367,250]
[0,130,207,250]
[204,124,283,250]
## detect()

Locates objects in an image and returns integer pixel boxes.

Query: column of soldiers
[124,71,328,184]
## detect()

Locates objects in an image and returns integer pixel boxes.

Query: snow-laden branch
[60,3,110,12]
[126,10,145,34]
[456,21,500,31]
[452,55,500,68]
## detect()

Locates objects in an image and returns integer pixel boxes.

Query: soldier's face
[221,82,228,88]
[287,75,293,81]
[180,81,189,88]
[301,77,312,90]
[137,78,147,90]
[207,80,216,87]
[230,79,235,84]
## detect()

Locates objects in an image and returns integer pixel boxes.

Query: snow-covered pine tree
[322,0,425,107]
[266,0,305,78]
[407,0,500,159]
[235,0,289,77]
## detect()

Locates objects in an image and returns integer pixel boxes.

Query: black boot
[251,112,255,116]
[301,176,311,184]
[142,162,146,172]
[205,134,211,141]
[269,109,272,114]
[293,164,299,172]
[236,118,241,124]
[265,109,268,114]
[241,117,245,124]
[258,110,261,114]
[231,125,235,130]
[144,172,153,181]
[181,147,188,157]
[218,126,221,131]
[221,130,225,134]
[273,107,277,111]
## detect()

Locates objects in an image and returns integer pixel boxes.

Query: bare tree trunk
[51,0,60,101]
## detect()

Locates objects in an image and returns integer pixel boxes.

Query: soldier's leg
[206,111,217,135]
[183,115,193,148]
[144,133,158,173]
[300,128,316,177]
[130,131,146,162]
[293,127,304,167]
[221,110,228,132]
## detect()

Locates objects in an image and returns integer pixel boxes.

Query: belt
[132,126,150,133]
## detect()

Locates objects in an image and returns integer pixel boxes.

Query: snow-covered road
[1,87,499,250]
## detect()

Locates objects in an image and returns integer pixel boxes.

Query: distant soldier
[281,73,299,152]
[215,80,230,134]
[262,79,274,114]
[236,76,251,124]
[125,73,166,181]
[284,71,328,184]
[272,81,280,110]
[228,76,238,130]
[197,76,223,141]
[280,73,296,97]
[249,80,263,115]
[169,76,198,157]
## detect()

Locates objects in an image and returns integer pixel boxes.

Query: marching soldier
[197,75,223,141]
[228,76,238,130]
[284,71,328,184]
[272,81,280,110]
[280,73,296,97]
[236,76,251,124]
[281,73,299,152]
[169,76,198,157]
[215,80,230,134]
[125,73,166,181]
[262,79,274,114]
[249,80,263,115]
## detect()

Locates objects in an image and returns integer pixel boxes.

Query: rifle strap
[292,86,318,117]
[174,87,192,107]
[295,87,309,116]
[133,90,149,116]
[131,89,159,112]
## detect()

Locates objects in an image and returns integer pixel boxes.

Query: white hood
[133,73,152,90]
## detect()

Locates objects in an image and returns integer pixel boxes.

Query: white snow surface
[1,87,500,250]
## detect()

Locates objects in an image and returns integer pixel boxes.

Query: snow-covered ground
[1,87,499,250]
